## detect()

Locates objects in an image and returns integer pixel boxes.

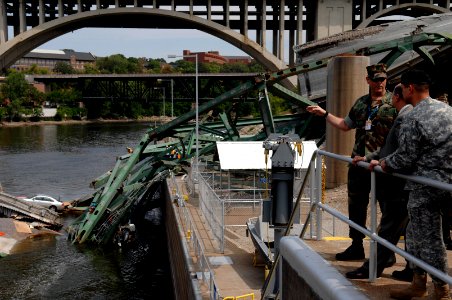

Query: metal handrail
[311,150,452,284]
[261,149,452,299]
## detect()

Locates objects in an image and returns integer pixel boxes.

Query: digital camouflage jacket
[385,98,452,191]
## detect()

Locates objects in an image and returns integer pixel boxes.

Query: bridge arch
[357,3,450,29]
[0,8,287,74]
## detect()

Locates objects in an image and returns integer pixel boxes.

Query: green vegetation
[0,54,292,122]
[0,71,45,122]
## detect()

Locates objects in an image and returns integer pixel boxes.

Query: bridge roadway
[30,72,260,103]
[0,191,62,228]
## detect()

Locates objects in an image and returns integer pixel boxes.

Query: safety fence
[168,172,220,300]
[194,158,311,253]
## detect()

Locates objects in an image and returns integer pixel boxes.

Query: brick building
[12,49,96,71]
[182,50,252,65]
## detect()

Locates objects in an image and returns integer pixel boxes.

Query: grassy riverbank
[0,116,175,127]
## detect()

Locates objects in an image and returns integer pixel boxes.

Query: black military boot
[392,266,414,282]
[336,242,365,261]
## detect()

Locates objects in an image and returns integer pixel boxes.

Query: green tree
[220,62,249,73]
[46,88,81,107]
[53,62,75,74]
[146,58,167,73]
[248,61,266,73]
[96,54,141,74]
[25,64,50,75]
[200,62,221,73]
[1,71,30,101]
[83,63,100,74]
[0,72,45,121]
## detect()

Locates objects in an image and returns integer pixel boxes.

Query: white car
[20,195,66,212]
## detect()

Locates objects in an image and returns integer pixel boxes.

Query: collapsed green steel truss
[68,32,452,245]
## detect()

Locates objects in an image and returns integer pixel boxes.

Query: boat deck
[172,177,452,299]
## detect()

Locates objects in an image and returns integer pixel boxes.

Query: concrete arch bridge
[0,0,450,81]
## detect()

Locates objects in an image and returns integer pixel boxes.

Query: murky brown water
[0,123,173,300]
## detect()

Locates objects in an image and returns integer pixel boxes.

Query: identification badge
[365,120,372,131]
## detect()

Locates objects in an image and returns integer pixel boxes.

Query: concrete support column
[447,0,450,9]
[289,5,296,65]
[272,5,278,56]
[363,0,367,20]
[279,0,285,61]
[273,27,278,56]
[224,0,230,27]
[19,0,26,33]
[289,28,294,65]
[256,3,262,45]
[0,0,7,43]
[325,56,369,188]
[153,0,158,9]
[242,0,248,37]
[261,0,267,47]
[316,0,353,39]
[59,0,64,17]
[78,0,82,12]
[39,0,45,24]
[297,0,303,45]
[207,0,211,20]
[189,0,193,16]
[170,0,175,10]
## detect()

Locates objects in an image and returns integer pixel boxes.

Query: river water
[0,122,174,300]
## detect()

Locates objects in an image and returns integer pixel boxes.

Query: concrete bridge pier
[316,0,353,39]
[325,56,369,188]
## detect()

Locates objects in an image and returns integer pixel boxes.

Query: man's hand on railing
[380,159,391,172]
[368,159,380,171]
[352,156,366,165]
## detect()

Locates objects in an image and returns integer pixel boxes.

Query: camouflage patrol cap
[366,63,387,80]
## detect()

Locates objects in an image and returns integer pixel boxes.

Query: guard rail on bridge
[0,192,63,228]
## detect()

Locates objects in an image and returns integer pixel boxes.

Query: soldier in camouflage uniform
[346,84,412,279]
[380,70,452,300]
[307,63,397,261]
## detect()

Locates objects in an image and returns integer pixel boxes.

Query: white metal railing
[310,150,452,283]
[198,174,225,252]
[169,172,220,300]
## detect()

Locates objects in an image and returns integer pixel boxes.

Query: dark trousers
[348,166,409,272]
[363,197,409,272]
[347,166,372,242]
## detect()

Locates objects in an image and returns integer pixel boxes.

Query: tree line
[0,54,291,122]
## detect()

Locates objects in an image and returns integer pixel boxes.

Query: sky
[39,28,251,61]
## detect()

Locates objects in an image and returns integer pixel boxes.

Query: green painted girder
[356,32,452,67]
[268,83,317,107]
[219,112,240,141]
[75,132,152,243]
[172,114,311,133]
[148,81,258,142]
[258,87,275,136]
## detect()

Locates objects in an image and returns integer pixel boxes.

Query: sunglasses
[371,77,386,82]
